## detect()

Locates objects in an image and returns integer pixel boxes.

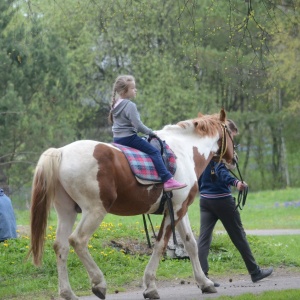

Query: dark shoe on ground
[251,267,273,283]
[205,273,220,287]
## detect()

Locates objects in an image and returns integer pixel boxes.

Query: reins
[217,123,227,163]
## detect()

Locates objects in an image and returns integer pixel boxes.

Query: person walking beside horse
[197,119,273,286]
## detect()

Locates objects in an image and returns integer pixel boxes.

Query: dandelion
[3,242,9,247]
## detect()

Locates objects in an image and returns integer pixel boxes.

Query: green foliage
[1,0,300,193]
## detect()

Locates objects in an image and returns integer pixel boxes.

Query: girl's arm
[126,102,153,135]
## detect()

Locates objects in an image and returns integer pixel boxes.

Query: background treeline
[1,0,299,203]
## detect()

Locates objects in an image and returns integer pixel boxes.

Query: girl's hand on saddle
[237,181,248,191]
[149,132,158,139]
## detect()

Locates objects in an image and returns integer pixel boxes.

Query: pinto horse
[28,109,236,300]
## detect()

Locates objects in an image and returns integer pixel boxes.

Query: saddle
[113,137,177,184]
[114,137,178,245]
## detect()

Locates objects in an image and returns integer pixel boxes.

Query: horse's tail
[28,148,62,266]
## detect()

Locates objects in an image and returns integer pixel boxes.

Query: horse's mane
[176,113,223,137]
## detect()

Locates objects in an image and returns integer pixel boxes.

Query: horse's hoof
[202,285,217,293]
[92,285,106,299]
[143,288,160,299]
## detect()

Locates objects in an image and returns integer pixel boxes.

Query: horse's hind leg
[176,215,216,293]
[68,203,107,300]
[53,185,79,300]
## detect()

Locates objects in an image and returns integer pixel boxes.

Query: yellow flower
[3,242,8,247]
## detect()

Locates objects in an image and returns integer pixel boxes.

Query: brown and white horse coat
[29,109,236,300]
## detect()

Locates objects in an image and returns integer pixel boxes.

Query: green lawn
[1,188,299,300]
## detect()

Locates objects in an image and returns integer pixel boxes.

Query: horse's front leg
[143,214,172,299]
[176,214,217,293]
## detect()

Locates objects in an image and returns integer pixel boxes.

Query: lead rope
[229,162,248,211]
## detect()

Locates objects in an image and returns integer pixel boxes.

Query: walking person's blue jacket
[199,161,240,200]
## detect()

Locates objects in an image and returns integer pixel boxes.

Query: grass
[1,188,300,299]
[215,289,300,300]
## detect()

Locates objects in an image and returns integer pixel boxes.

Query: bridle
[213,123,232,163]
[213,122,248,210]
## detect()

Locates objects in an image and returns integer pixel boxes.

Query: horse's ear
[220,108,226,122]
[197,112,203,118]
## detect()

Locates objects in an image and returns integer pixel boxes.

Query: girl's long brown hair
[108,75,135,124]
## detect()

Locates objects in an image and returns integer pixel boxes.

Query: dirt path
[78,230,300,299]
[80,267,300,300]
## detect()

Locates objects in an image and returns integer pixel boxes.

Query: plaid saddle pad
[113,138,176,182]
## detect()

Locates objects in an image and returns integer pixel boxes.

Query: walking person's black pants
[197,196,260,275]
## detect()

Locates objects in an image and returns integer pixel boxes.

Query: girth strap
[142,135,178,248]
[143,191,178,248]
